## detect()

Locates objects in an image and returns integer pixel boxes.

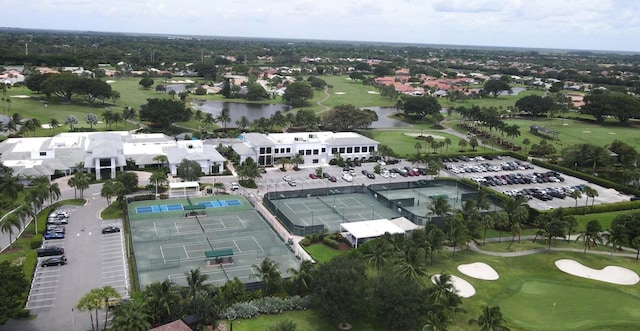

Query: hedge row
[222,295,312,320]
[532,200,640,219]
[323,236,340,249]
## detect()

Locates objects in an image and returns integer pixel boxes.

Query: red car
[328,176,337,182]
[309,173,318,179]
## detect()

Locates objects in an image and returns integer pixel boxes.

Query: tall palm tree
[414,142,422,158]
[47,182,61,205]
[184,268,212,310]
[145,280,180,325]
[152,155,168,169]
[287,260,316,295]
[575,220,603,256]
[480,214,495,245]
[604,224,628,257]
[203,113,217,129]
[111,299,151,331]
[15,202,36,234]
[493,211,509,243]
[430,196,452,219]
[217,107,231,129]
[0,214,21,250]
[394,245,428,285]
[363,240,393,280]
[251,258,282,297]
[570,190,582,210]
[468,305,510,331]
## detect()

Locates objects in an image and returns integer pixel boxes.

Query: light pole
[341,207,345,221]
[420,128,424,137]
[329,189,340,213]
[371,204,374,220]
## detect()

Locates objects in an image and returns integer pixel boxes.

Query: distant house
[0,70,25,86]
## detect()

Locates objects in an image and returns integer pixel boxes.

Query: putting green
[501,280,640,330]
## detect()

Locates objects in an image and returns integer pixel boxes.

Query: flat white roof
[168,181,200,189]
[340,219,405,239]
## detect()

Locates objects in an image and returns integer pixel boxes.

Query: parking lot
[442,156,631,210]
[100,221,129,298]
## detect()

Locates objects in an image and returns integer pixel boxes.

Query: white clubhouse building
[0,131,225,180]
[232,131,380,167]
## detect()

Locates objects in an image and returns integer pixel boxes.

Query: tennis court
[276,193,401,233]
[136,204,184,214]
[129,196,299,288]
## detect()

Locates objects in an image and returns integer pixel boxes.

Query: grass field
[367,130,466,157]
[574,210,632,231]
[303,243,347,263]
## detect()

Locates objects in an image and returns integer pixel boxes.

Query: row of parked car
[442,155,503,163]
[388,166,428,177]
[445,160,535,174]
[504,185,584,201]
[471,171,565,187]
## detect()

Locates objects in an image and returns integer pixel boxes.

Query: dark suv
[36,246,65,257]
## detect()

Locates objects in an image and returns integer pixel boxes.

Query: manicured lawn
[574,210,632,231]
[303,243,347,263]
[441,88,544,109]
[367,130,465,157]
[434,250,640,330]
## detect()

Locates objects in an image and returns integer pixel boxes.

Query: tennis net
[316,196,336,212]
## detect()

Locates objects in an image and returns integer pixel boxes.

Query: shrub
[30,235,42,249]
[222,296,312,320]
[323,236,340,249]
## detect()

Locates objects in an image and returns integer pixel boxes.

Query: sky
[3,0,640,53]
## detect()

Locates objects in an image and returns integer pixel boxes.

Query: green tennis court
[128,196,299,288]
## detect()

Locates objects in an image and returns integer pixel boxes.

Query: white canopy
[340,219,405,248]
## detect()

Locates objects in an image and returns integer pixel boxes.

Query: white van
[342,173,353,182]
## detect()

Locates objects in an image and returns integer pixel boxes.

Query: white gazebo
[340,219,405,248]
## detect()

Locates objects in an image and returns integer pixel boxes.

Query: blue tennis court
[136,204,184,214]
[197,199,242,208]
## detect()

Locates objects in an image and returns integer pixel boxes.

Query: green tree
[483,79,511,98]
[144,280,181,325]
[138,77,154,89]
[290,153,304,170]
[312,254,368,328]
[115,171,139,194]
[251,258,282,297]
[111,298,151,331]
[246,83,269,100]
[576,220,603,256]
[515,95,554,119]
[287,260,316,296]
[605,224,628,257]
[0,214,21,250]
[85,113,98,130]
[631,236,640,261]
[401,95,441,119]
[236,157,262,183]
[100,180,124,207]
[63,115,76,131]
[469,305,510,331]
[374,273,429,331]
[176,159,202,181]
[216,107,231,130]
[282,82,314,107]
[0,261,28,325]
[139,98,192,129]
[184,268,213,310]
[235,115,250,131]
[40,72,83,101]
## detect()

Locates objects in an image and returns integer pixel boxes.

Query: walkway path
[316,87,331,112]
[466,235,638,258]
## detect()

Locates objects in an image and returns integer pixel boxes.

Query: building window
[259,147,266,154]
[347,147,353,153]
[39,152,46,156]
[306,149,312,155]
[339,147,345,153]
[369,146,375,152]
[354,147,360,153]
[313,149,319,155]
[266,147,272,153]
[331,147,337,154]
[312,159,319,164]
[286,148,291,153]
[321,148,326,153]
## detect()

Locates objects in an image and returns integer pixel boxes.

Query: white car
[377,159,386,166]
[230,182,239,191]
[342,173,353,182]
[283,175,292,182]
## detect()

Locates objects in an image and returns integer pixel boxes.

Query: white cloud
[2,0,639,52]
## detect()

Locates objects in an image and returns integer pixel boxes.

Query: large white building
[232,131,380,167]
[0,131,225,180]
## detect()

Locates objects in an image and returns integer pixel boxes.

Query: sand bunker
[11,95,30,98]
[582,130,592,133]
[105,80,116,84]
[457,262,499,280]
[555,259,639,285]
[334,92,346,95]
[431,274,475,298]
[608,132,616,135]
[367,91,380,94]
[404,133,445,139]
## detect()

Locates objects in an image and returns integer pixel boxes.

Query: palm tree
[575,220,603,256]
[430,196,452,219]
[414,142,422,157]
[235,115,251,131]
[145,280,180,325]
[469,305,510,331]
[444,138,452,153]
[152,155,168,169]
[290,153,304,170]
[185,268,212,309]
[631,236,640,261]
[122,105,137,129]
[203,113,216,129]
[251,258,282,297]
[111,299,151,331]
[394,245,428,285]
[492,211,509,244]
[287,260,316,295]
[49,118,60,132]
[570,190,582,210]
[0,214,21,250]
[522,138,531,153]
[217,107,231,130]
[213,181,225,193]
[363,240,393,280]
[479,214,495,245]
[604,224,628,257]
[563,215,578,242]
